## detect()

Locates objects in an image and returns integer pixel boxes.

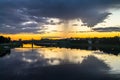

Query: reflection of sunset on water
[36,47,120,74]
[13,45,120,74]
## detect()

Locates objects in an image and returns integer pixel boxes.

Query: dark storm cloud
[0,23,40,34]
[19,0,120,27]
[93,27,120,32]
[0,0,120,33]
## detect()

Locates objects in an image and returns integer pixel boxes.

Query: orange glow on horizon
[0,32,120,40]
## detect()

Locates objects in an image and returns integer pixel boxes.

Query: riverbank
[0,43,22,52]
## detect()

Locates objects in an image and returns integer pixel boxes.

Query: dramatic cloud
[93,27,120,32]
[0,0,120,33]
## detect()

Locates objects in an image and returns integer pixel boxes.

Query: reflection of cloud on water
[37,48,93,65]
[37,47,120,74]
[81,56,110,72]
[22,57,38,63]
[14,48,33,52]
[93,51,120,74]
[2,47,120,74]
[21,55,113,80]
[0,47,120,80]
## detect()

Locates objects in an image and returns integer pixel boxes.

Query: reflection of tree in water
[35,42,120,55]
[99,47,120,55]
[0,49,11,57]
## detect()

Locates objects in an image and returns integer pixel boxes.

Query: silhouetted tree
[0,36,11,44]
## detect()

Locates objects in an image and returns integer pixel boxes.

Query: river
[0,44,120,80]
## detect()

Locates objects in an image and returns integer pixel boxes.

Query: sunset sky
[0,0,120,40]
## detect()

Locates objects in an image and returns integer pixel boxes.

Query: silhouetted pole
[19,39,23,48]
[32,38,33,48]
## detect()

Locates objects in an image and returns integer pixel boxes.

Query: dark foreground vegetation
[0,36,23,47]
[0,36,22,56]
[0,36,11,44]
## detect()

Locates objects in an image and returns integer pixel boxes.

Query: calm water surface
[0,44,120,80]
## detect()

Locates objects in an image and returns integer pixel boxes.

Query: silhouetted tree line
[0,36,11,44]
[39,36,120,45]
[67,37,120,45]
[34,37,120,55]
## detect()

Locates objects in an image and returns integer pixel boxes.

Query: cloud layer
[0,0,120,33]
[93,27,120,32]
